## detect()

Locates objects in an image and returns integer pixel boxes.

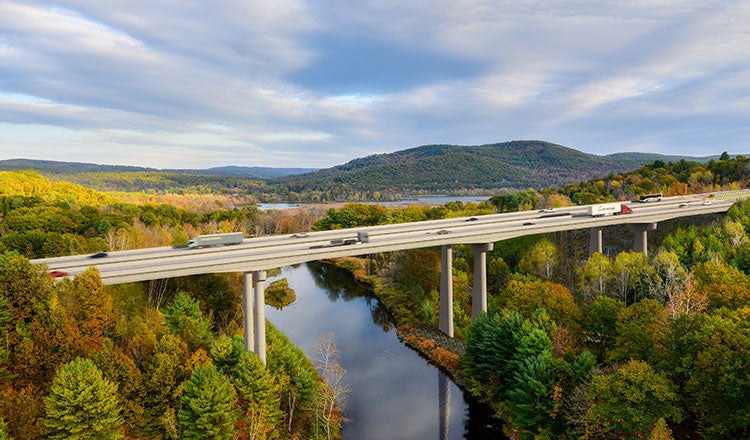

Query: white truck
[188,232,244,249]
[588,202,633,217]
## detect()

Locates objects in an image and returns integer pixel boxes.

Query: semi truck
[188,232,244,249]
[588,202,633,217]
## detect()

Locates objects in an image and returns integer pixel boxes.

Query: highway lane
[31,191,750,285]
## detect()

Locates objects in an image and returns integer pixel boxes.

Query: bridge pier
[253,270,267,365]
[630,223,657,256]
[242,272,254,352]
[469,243,493,321]
[439,245,453,337]
[589,227,603,256]
[243,271,268,364]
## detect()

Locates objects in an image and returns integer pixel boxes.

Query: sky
[0,0,748,169]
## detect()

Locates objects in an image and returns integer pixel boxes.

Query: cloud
[0,0,748,168]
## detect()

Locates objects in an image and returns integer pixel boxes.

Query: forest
[1,152,749,439]
[0,171,343,439]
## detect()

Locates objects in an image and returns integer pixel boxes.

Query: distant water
[257,196,488,210]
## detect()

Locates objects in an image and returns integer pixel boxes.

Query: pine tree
[44,357,123,439]
[232,351,283,440]
[178,364,237,440]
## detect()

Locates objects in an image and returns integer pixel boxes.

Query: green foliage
[610,299,669,366]
[44,357,123,439]
[505,354,556,436]
[587,360,681,438]
[266,278,297,309]
[490,190,539,212]
[162,292,213,352]
[672,309,750,438]
[232,352,283,439]
[581,295,624,361]
[178,364,237,440]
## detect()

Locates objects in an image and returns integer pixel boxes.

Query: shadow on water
[303,262,508,439]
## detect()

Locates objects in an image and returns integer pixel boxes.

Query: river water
[258,196,489,211]
[266,262,506,439]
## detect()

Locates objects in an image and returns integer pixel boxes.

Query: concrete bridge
[32,191,749,363]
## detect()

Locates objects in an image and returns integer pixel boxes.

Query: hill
[274,140,709,195]
[0,141,725,201]
[0,159,315,179]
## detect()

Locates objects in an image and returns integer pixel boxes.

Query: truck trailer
[588,202,633,217]
[188,232,244,249]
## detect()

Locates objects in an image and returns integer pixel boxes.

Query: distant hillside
[0,159,315,179]
[274,140,713,195]
[0,142,729,201]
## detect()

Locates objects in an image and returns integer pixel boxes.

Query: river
[265,262,506,439]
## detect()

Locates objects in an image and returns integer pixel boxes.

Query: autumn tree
[178,364,237,440]
[579,252,611,303]
[44,357,123,439]
[674,308,750,437]
[586,360,681,439]
[519,238,559,280]
[312,333,349,440]
[610,299,669,365]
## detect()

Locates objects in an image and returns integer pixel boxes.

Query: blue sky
[0,0,748,169]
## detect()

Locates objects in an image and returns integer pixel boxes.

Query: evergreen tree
[232,351,283,439]
[44,357,123,439]
[178,364,237,440]
[162,292,213,352]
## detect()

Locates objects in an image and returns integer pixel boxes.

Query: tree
[505,353,556,436]
[462,311,524,402]
[581,295,624,361]
[232,351,283,440]
[612,251,651,304]
[162,292,213,352]
[587,360,681,439]
[579,252,611,303]
[519,238,559,280]
[178,364,237,440]
[610,299,669,365]
[676,309,750,437]
[312,333,349,440]
[44,357,123,439]
[691,260,750,310]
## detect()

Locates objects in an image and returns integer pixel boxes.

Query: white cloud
[0,0,747,168]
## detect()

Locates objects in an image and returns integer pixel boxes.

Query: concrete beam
[468,242,493,321]
[439,245,453,337]
[253,270,267,365]
[630,223,657,256]
[242,272,254,352]
[589,227,603,256]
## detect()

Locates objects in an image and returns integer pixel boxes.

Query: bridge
[31,191,749,363]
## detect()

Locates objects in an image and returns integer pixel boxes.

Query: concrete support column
[439,245,453,337]
[253,270,267,365]
[589,227,603,256]
[629,223,657,256]
[469,243,494,321]
[242,272,254,352]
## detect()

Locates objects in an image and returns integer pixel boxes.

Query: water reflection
[266,263,506,439]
